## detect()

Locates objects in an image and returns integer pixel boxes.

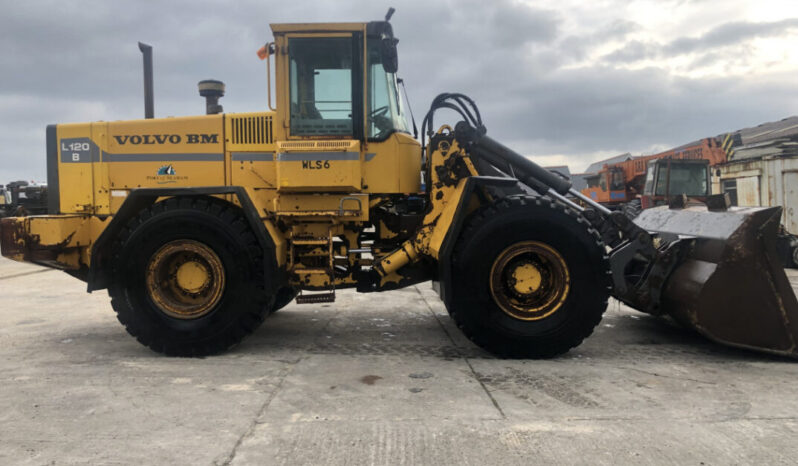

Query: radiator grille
[279,141,353,150]
[230,115,273,145]
[316,141,353,149]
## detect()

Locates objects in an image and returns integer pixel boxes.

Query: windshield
[366,38,411,140]
[668,163,708,196]
[652,161,708,196]
[609,168,624,191]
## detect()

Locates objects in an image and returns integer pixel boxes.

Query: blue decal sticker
[157,165,176,176]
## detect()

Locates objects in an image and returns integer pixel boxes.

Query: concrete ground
[1,256,797,465]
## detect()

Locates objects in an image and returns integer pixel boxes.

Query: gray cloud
[1,1,797,181]
[489,3,560,47]
[485,67,798,156]
[664,18,798,55]
[604,18,798,64]
[595,19,640,42]
[602,40,657,63]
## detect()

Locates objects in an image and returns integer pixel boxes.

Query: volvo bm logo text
[113,134,219,145]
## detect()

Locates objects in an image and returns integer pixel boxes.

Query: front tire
[446,196,611,358]
[108,197,275,356]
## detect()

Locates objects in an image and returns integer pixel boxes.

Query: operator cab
[266,13,420,193]
[584,166,627,203]
[285,27,410,140]
[642,158,710,208]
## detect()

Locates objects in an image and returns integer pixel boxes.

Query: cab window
[609,168,625,191]
[643,161,657,195]
[655,169,669,196]
[366,38,410,140]
[599,173,607,191]
[289,37,354,137]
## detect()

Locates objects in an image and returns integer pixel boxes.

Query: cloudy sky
[2,0,798,181]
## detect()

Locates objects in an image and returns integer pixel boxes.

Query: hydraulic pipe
[569,188,612,215]
[455,122,572,195]
[547,189,585,212]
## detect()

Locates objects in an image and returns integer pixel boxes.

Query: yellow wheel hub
[489,241,570,321]
[510,263,542,294]
[145,240,225,320]
[175,261,210,293]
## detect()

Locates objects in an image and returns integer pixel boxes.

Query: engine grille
[230,115,273,145]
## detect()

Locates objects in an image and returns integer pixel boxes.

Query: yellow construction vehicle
[2,10,798,358]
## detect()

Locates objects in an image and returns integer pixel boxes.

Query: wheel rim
[489,240,570,321]
[145,239,225,319]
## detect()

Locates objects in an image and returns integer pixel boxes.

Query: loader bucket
[633,205,798,358]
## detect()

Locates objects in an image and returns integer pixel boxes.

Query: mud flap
[633,205,798,358]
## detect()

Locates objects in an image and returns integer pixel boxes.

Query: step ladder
[288,229,336,304]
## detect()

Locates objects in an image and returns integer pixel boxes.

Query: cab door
[274,33,363,192]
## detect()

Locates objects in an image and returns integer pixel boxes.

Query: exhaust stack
[138,42,154,119]
[198,80,225,115]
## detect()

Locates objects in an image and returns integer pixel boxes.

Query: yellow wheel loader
[2,10,797,358]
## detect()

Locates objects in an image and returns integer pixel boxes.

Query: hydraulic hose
[453,122,572,195]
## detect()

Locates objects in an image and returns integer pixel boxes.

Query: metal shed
[714,116,798,232]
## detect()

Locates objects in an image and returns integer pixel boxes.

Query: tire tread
[447,195,611,358]
[108,196,271,357]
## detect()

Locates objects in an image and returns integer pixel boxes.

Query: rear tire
[446,196,611,358]
[108,197,275,356]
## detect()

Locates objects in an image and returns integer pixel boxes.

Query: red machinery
[581,138,727,209]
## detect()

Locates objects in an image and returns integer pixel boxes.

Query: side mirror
[380,37,399,74]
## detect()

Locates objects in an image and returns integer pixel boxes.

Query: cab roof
[269,22,367,34]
